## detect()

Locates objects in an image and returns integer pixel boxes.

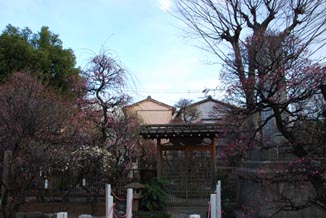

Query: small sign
[44,179,48,189]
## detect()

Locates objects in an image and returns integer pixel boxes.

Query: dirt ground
[18,201,106,217]
[17,202,209,218]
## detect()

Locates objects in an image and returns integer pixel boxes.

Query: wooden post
[185,149,189,205]
[157,139,162,178]
[216,180,221,218]
[126,188,133,218]
[210,138,216,186]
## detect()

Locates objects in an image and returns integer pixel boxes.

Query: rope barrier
[106,185,133,218]
[111,191,127,202]
[114,211,126,218]
[107,187,133,218]
[106,203,115,218]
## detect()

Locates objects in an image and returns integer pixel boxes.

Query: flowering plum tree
[82,51,131,144]
[0,72,87,218]
[174,0,326,215]
[80,51,141,184]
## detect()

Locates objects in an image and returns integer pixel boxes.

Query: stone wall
[236,161,325,218]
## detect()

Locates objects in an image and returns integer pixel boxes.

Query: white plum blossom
[70,145,112,171]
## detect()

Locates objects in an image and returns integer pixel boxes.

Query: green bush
[141,178,168,211]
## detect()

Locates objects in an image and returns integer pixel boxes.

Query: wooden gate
[162,150,212,206]
[140,124,224,207]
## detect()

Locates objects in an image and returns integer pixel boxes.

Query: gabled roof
[188,95,236,109]
[172,96,240,123]
[124,96,176,112]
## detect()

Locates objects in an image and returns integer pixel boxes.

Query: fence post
[105,184,112,217]
[210,193,217,218]
[216,181,221,218]
[126,188,133,218]
[57,212,68,218]
[106,196,113,218]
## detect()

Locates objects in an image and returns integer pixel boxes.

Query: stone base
[248,146,295,161]
[236,161,325,218]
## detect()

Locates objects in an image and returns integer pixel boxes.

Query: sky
[0,0,223,106]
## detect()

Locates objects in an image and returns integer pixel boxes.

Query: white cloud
[158,0,171,12]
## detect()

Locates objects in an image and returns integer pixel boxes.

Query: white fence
[210,180,222,218]
[189,180,222,218]
[106,184,133,218]
[56,184,134,218]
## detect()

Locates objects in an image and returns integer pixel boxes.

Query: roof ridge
[125,96,175,110]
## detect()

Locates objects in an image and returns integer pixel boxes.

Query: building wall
[191,100,227,124]
[125,99,174,124]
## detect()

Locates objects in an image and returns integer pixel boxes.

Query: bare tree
[175,0,326,99]
[174,0,326,130]
[174,0,326,214]
[173,98,200,123]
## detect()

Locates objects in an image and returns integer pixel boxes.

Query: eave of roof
[139,123,224,139]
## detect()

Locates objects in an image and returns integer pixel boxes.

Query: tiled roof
[139,123,224,139]
[124,96,176,112]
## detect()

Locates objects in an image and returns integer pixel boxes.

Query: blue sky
[0,0,222,105]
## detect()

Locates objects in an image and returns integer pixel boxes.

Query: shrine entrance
[162,150,212,206]
[140,124,223,206]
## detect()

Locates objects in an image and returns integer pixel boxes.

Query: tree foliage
[141,178,168,211]
[0,29,140,216]
[0,25,80,94]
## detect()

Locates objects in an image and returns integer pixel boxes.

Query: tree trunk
[0,150,14,218]
[308,173,326,211]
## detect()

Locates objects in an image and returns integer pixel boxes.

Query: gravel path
[166,207,207,218]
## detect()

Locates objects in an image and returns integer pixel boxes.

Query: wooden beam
[157,139,162,178]
[139,123,225,139]
[160,145,212,151]
[210,138,216,187]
